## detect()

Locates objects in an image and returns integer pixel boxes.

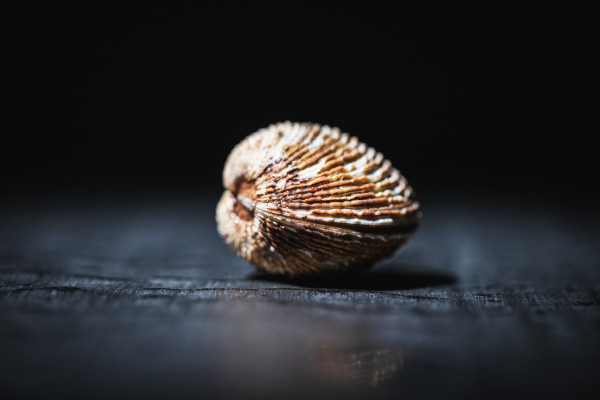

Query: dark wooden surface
[1,194,599,400]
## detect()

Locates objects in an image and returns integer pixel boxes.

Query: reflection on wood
[308,345,403,386]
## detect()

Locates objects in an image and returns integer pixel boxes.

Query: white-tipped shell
[217,122,420,276]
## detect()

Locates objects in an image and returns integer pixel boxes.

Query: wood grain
[1,195,599,400]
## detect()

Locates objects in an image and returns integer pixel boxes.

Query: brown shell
[216,122,421,276]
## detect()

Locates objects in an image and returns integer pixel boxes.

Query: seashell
[216,122,421,277]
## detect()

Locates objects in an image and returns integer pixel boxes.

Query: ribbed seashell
[216,122,421,277]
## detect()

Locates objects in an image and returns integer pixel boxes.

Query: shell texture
[216,122,421,276]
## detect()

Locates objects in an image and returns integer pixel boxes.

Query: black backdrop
[2,3,597,201]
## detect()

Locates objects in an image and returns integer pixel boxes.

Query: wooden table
[1,193,598,399]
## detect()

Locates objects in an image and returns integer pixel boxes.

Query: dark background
[2,4,600,400]
[2,2,597,201]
